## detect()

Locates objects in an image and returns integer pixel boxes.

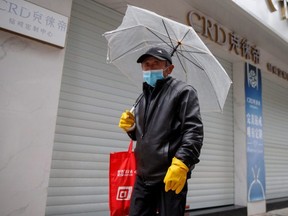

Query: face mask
[143,69,164,87]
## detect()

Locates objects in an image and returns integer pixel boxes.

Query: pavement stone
[253,208,288,216]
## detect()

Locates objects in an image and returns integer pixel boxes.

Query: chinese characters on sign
[245,63,266,202]
[246,113,263,143]
[188,11,260,64]
[0,0,68,47]
[267,62,288,81]
[229,32,260,64]
[188,8,288,83]
[268,0,288,19]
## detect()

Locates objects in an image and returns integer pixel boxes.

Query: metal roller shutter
[263,78,288,200]
[46,1,234,215]
[187,59,234,209]
[46,1,140,215]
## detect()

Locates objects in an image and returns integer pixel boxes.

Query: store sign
[268,0,288,19]
[267,62,288,81]
[245,63,266,202]
[188,11,260,64]
[0,0,68,47]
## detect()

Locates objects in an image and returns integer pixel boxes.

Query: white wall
[232,0,288,43]
[0,1,72,215]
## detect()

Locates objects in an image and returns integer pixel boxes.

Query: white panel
[263,78,288,200]
[46,1,234,214]
[187,58,234,209]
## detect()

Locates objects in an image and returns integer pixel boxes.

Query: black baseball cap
[137,47,172,64]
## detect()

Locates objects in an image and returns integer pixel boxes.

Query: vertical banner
[245,63,266,202]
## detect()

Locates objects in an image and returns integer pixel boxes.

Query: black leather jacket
[128,77,203,184]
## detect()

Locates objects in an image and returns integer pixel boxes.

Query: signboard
[245,63,266,202]
[0,0,68,47]
[188,11,260,64]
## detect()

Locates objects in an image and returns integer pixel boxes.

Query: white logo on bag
[116,186,133,200]
[117,169,136,177]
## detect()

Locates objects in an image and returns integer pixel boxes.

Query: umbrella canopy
[103,5,232,112]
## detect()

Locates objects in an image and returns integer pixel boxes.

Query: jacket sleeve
[174,86,204,169]
[127,130,136,141]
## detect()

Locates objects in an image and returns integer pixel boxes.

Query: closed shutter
[45,1,140,216]
[263,78,288,199]
[46,1,234,214]
[186,58,234,209]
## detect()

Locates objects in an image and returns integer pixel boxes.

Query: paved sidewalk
[253,208,288,216]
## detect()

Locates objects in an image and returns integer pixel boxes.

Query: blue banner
[245,63,266,202]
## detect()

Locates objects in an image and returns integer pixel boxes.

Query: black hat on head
[137,47,172,64]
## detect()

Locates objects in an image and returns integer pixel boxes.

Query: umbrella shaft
[130,94,144,113]
[171,42,181,57]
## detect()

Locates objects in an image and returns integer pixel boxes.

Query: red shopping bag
[109,140,136,216]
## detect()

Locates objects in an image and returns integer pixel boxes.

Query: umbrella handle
[130,106,135,113]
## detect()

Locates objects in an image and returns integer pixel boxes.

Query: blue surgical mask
[143,70,164,87]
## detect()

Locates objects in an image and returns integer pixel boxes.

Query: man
[119,47,203,216]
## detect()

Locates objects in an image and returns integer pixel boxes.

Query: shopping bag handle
[128,140,134,153]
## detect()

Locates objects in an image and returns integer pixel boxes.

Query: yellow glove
[118,110,135,132]
[163,157,189,194]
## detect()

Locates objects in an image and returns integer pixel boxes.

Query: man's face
[141,56,166,70]
[141,56,173,77]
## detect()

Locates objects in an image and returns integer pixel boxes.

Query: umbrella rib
[162,19,193,57]
[177,49,204,71]
[161,19,176,53]
[171,28,191,57]
[175,51,188,80]
[177,46,224,111]
[147,22,206,71]
[150,21,207,71]
[179,29,191,43]
[146,27,174,50]
[109,43,150,62]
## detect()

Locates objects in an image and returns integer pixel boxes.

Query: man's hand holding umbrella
[119,110,135,132]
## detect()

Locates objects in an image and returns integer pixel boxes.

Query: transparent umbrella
[103,5,232,112]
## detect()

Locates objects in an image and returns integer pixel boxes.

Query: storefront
[0,0,287,216]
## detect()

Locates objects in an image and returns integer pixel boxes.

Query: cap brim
[137,54,166,63]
